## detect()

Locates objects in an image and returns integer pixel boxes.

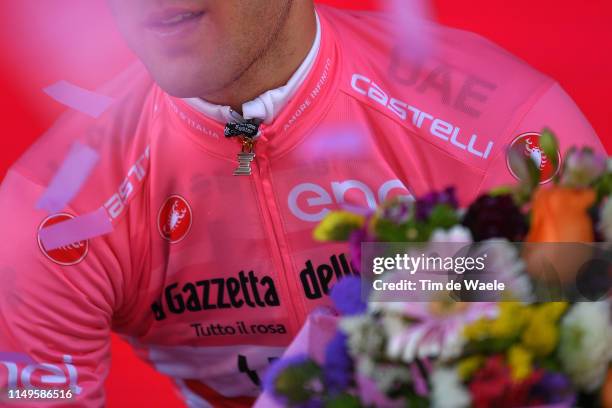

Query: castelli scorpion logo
[164,202,187,234]
[507,132,561,184]
[524,137,548,170]
[157,195,192,243]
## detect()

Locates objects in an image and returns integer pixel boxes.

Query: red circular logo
[157,195,192,243]
[507,132,561,184]
[37,213,88,266]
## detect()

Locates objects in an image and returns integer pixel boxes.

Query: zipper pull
[234,137,256,176]
[225,120,261,176]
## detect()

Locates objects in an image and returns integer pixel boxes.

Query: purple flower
[381,199,413,224]
[330,276,366,316]
[462,194,527,241]
[416,187,458,221]
[349,228,368,273]
[323,332,353,394]
[531,372,575,405]
[297,399,324,408]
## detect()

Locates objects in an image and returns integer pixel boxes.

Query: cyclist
[0,0,604,406]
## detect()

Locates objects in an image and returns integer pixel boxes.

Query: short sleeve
[479,82,606,193]
[0,170,114,407]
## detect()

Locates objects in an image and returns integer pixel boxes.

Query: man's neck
[201,2,317,113]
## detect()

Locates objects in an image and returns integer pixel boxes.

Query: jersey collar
[159,5,342,159]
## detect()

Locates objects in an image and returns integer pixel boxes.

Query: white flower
[599,196,612,243]
[339,315,386,378]
[340,315,385,356]
[430,225,473,243]
[371,365,412,394]
[558,302,612,391]
[472,238,534,302]
[430,368,471,408]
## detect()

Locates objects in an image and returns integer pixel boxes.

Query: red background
[0,0,610,406]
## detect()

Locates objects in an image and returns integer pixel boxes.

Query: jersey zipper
[248,128,308,336]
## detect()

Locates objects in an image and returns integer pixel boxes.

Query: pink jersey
[0,5,604,407]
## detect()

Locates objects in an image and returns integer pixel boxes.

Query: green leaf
[507,147,541,191]
[374,218,409,242]
[508,147,530,183]
[540,128,560,171]
[403,220,432,242]
[325,394,361,408]
[426,204,460,233]
[594,173,612,202]
[275,361,323,405]
[404,393,429,408]
[489,186,514,197]
[525,152,542,189]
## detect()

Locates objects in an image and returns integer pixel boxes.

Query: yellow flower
[531,302,568,323]
[519,303,565,357]
[508,345,533,381]
[464,318,490,341]
[464,303,535,342]
[313,211,365,242]
[522,320,559,357]
[489,303,532,340]
[489,317,518,339]
[457,355,485,381]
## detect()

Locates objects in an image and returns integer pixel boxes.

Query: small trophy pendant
[233,138,256,176]
[224,120,260,176]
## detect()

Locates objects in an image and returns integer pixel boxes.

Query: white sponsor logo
[351,74,493,159]
[288,179,412,222]
[104,146,150,220]
[0,355,82,395]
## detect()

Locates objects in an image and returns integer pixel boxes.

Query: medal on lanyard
[224,121,260,176]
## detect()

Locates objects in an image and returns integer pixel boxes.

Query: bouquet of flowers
[260,131,612,408]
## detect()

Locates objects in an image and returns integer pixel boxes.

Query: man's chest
[139,150,412,344]
[115,125,413,400]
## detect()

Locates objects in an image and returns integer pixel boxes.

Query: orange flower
[524,187,596,284]
[603,367,612,408]
[526,187,596,243]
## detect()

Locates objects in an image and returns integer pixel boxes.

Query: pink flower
[561,147,607,188]
[383,302,497,362]
[356,374,405,408]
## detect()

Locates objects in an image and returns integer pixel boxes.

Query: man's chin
[152,74,230,100]
[154,80,203,99]
[148,82,199,99]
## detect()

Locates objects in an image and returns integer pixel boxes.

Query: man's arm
[0,170,113,407]
[479,82,606,193]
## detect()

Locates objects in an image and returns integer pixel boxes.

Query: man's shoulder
[321,5,549,88]
[11,62,154,191]
[322,6,556,166]
[7,62,155,219]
